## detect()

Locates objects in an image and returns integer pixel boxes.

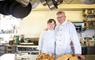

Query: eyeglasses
[57,16,65,19]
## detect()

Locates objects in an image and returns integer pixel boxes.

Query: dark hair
[47,19,56,28]
[47,19,56,24]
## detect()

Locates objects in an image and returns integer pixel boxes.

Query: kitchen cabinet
[82,46,95,55]
[86,55,95,60]
[87,46,95,54]
[5,44,16,53]
[0,44,5,56]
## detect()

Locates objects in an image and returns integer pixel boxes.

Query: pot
[9,1,32,18]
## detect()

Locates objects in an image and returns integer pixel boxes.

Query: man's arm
[69,23,85,60]
[69,23,81,54]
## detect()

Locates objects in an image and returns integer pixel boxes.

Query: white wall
[19,10,83,37]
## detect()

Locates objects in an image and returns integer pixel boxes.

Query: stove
[16,45,39,60]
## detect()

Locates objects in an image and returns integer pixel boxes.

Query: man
[55,11,85,60]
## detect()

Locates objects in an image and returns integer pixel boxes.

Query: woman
[38,19,56,54]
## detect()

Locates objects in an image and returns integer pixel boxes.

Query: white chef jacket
[55,20,81,56]
[38,30,56,54]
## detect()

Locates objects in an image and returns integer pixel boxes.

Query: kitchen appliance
[0,0,32,18]
[16,45,39,60]
[73,22,84,32]
[40,0,63,10]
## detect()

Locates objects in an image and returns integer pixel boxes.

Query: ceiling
[60,0,81,4]
[31,0,95,4]
[31,0,95,11]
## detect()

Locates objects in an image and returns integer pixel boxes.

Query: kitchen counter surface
[0,53,15,60]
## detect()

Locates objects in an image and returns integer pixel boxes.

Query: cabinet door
[0,45,5,56]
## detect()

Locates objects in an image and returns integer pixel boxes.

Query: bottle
[13,35,19,45]
[93,35,95,40]
[16,35,19,45]
[20,35,24,43]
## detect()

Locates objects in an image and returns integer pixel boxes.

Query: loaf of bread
[57,54,78,60]
[36,53,54,60]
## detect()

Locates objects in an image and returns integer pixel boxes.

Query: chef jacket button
[59,40,61,41]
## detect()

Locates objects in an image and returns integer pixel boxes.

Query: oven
[73,22,84,32]
[16,45,39,60]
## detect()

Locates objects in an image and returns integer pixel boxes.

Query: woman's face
[47,21,56,30]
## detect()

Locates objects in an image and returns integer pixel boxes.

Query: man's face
[57,13,66,24]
